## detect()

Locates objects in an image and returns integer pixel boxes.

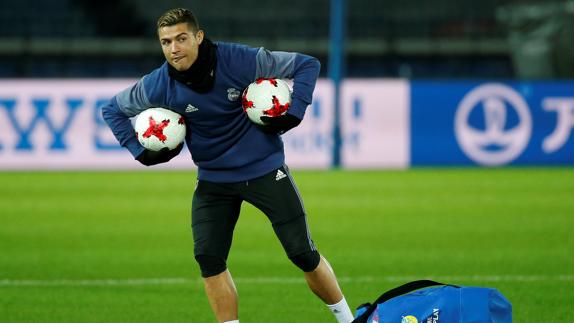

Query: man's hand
[136,143,184,166]
[259,114,301,135]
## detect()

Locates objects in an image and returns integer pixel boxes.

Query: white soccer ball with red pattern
[134,107,186,151]
[242,78,292,125]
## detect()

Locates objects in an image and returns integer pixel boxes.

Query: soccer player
[102,8,354,323]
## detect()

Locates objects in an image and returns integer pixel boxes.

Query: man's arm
[101,75,181,165]
[255,49,321,134]
[101,95,146,159]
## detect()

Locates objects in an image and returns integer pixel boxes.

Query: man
[102,8,353,323]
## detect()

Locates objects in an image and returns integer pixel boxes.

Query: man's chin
[170,61,191,71]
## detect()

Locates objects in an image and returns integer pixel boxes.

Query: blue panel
[411,81,574,166]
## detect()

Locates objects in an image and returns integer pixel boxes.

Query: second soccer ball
[241,78,292,125]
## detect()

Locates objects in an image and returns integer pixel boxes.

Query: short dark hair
[157,8,199,33]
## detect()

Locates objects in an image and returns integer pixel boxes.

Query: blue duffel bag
[353,280,512,323]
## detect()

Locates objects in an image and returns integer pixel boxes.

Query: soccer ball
[134,107,186,151]
[241,78,291,125]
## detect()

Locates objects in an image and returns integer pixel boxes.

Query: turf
[0,168,572,322]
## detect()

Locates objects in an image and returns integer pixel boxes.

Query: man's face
[158,23,204,71]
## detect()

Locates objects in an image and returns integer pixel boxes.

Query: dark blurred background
[1,0,573,79]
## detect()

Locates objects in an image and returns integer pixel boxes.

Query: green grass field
[0,168,572,322]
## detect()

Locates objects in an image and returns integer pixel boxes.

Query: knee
[195,254,227,278]
[289,250,320,272]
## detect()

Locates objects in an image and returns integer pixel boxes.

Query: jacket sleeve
[101,75,157,159]
[254,48,321,119]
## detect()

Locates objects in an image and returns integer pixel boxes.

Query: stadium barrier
[0,79,572,170]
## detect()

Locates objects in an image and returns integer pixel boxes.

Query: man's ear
[196,30,205,45]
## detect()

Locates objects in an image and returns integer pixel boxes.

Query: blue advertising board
[411,81,574,166]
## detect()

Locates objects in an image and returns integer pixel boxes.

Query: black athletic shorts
[191,165,316,261]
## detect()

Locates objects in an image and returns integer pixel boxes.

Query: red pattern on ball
[142,116,170,142]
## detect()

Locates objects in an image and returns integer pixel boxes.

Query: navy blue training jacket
[101,42,320,182]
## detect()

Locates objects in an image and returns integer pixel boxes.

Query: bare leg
[304,255,344,304]
[203,269,238,322]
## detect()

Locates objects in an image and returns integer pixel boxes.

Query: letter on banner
[0,98,83,150]
[543,98,574,153]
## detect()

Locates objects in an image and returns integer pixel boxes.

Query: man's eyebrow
[160,32,189,42]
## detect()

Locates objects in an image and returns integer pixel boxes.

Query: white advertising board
[341,79,410,168]
[0,79,410,170]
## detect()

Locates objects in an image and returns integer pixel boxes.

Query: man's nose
[170,42,179,53]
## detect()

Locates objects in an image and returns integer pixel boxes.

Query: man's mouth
[173,56,185,63]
